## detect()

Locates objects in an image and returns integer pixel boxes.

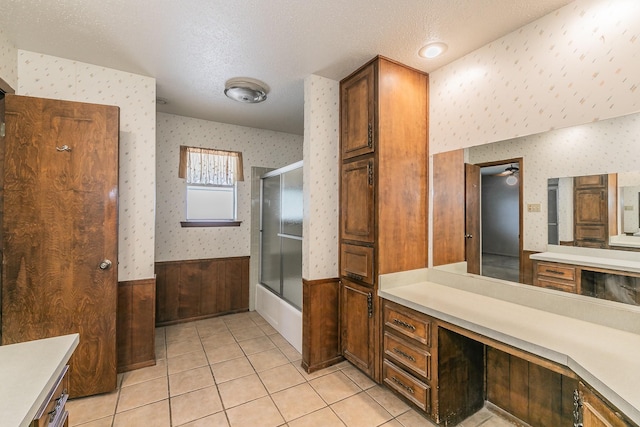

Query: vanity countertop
[379,268,640,424]
[0,334,79,427]
[530,244,640,273]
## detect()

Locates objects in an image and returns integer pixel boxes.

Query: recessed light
[418,42,448,59]
[224,78,268,104]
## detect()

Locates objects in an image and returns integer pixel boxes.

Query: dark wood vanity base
[381,299,637,427]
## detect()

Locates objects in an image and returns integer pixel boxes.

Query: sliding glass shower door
[260,161,303,309]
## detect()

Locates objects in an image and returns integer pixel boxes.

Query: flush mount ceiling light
[418,42,448,59]
[224,78,268,103]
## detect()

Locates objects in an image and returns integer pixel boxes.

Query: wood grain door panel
[341,64,375,160]
[341,158,375,243]
[1,95,118,398]
[340,279,374,376]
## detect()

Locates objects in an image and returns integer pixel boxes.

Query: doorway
[466,159,522,282]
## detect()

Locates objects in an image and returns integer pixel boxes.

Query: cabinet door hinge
[573,389,583,427]
[367,123,373,148]
[368,160,374,186]
[367,292,373,318]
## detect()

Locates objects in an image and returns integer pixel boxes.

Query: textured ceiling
[0,0,574,135]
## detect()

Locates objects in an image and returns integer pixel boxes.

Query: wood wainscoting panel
[302,277,343,373]
[117,278,156,372]
[432,149,466,266]
[155,256,249,326]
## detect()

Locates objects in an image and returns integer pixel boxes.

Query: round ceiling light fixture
[418,42,448,59]
[224,78,268,103]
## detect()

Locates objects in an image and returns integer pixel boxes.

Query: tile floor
[67,311,513,427]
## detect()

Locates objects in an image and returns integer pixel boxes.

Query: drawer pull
[393,347,416,362]
[346,272,364,281]
[392,318,416,331]
[546,269,565,275]
[391,376,415,395]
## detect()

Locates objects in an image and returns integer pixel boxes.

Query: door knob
[465,234,473,239]
[99,259,112,270]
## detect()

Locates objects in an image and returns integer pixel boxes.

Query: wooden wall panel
[117,278,156,372]
[155,256,249,326]
[521,250,539,285]
[432,149,465,266]
[302,278,342,373]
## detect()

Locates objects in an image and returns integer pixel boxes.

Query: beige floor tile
[169,365,215,396]
[67,390,118,426]
[379,420,404,427]
[167,337,204,358]
[295,362,341,381]
[268,333,291,348]
[117,376,168,413]
[341,365,377,390]
[271,383,327,421]
[201,331,237,348]
[198,324,233,340]
[225,396,285,427]
[247,348,290,372]
[170,386,224,426]
[204,342,245,364]
[258,323,279,335]
[121,358,167,387]
[395,409,438,427]
[366,386,411,417]
[211,356,255,383]
[224,317,258,332]
[309,371,361,404]
[195,317,227,329]
[238,335,276,355]
[113,399,171,427]
[331,392,393,427]
[72,416,113,427]
[156,343,167,360]
[281,344,303,362]
[287,407,346,427]
[168,350,208,375]
[258,363,306,394]
[217,373,268,409]
[166,324,199,343]
[248,311,268,325]
[231,326,266,341]
[179,411,230,427]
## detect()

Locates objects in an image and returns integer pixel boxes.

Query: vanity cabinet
[31,365,69,427]
[339,56,429,382]
[578,382,637,427]
[533,261,579,293]
[382,300,484,425]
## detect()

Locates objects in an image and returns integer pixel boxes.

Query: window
[178,145,243,227]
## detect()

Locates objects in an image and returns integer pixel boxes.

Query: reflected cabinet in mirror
[432,111,640,305]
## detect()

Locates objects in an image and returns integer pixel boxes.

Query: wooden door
[465,164,481,275]
[340,279,374,377]
[341,63,375,160]
[341,157,375,243]
[1,95,119,398]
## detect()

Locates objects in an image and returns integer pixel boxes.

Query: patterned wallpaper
[17,50,157,281]
[302,75,340,280]
[0,29,17,89]
[430,0,640,154]
[155,112,302,262]
[468,111,640,251]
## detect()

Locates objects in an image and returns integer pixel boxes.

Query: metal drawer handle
[391,376,415,395]
[546,269,565,275]
[346,272,364,281]
[393,318,416,331]
[56,145,72,152]
[393,347,416,362]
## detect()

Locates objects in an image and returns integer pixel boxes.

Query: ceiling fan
[494,164,519,176]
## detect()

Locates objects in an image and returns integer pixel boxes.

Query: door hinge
[367,123,373,148]
[367,292,373,318]
[573,389,583,427]
[368,160,374,186]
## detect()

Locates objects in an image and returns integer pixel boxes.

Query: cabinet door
[341,63,375,160]
[579,382,632,427]
[340,279,375,377]
[341,157,375,243]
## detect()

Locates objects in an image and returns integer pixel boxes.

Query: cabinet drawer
[341,243,374,285]
[31,365,69,427]
[536,262,576,281]
[384,332,431,380]
[384,304,431,346]
[537,278,578,293]
[383,360,430,412]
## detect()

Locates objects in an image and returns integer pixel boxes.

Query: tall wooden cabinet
[573,174,617,248]
[339,56,429,381]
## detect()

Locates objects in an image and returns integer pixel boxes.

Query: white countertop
[530,244,640,273]
[379,268,640,424]
[0,334,79,427]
